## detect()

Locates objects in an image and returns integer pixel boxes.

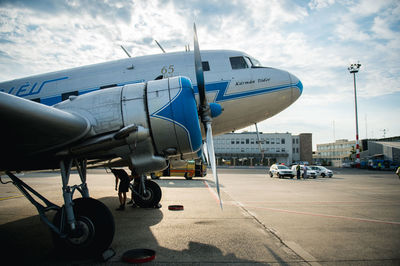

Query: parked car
[342,162,352,168]
[269,164,294,179]
[291,165,317,179]
[308,165,333,178]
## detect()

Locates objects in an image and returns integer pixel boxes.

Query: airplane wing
[0,92,91,170]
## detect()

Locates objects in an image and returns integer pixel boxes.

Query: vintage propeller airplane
[0,24,302,258]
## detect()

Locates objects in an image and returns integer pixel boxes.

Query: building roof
[375,141,400,149]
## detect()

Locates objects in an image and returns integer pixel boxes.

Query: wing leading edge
[0,92,90,171]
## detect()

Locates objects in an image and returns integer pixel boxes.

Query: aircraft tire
[52,197,115,258]
[133,180,162,208]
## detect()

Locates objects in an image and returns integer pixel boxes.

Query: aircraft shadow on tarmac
[0,196,266,264]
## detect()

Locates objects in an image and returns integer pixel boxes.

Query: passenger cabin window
[62,91,78,101]
[202,61,210,71]
[229,56,248,70]
[100,84,117,89]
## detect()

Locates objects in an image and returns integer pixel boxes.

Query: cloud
[0,0,399,143]
[348,0,393,16]
[308,0,335,10]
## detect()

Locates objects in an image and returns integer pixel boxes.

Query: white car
[308,166,333,178]
[269,164,294,179]
[291,165,317,179]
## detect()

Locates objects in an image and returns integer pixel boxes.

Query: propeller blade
[206,122,222,209]
[193,23,207,109]
[202,141,210,166]
[193,23,222,209]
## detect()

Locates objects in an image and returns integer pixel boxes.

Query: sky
[0,0,399,150]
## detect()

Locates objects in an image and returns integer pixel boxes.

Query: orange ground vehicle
[151,159,207,180]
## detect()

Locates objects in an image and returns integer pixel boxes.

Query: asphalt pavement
[0,167,399,265]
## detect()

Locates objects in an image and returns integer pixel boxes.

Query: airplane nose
[288,72,303,95]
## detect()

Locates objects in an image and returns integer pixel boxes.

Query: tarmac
[0,167,399,265]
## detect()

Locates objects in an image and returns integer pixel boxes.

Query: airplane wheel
[52,197,115,258]
[133,180,162,208]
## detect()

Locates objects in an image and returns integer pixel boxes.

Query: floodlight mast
[348,63,361,168]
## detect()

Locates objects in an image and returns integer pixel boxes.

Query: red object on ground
[168,205,184,211]
[122,249,156,264]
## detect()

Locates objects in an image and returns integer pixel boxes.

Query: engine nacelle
[146,77,202,155]
[55,76,202,174]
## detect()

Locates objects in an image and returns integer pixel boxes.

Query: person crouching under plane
[112,168,131,210]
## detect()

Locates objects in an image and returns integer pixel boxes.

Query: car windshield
[318,166,327,170]
[277,165,289,169]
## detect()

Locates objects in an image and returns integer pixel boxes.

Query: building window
[231,140,235,144]
[293,139,295,144]
[246,139,249,144]
[281,138,285,144]
[276,138,280,144]
[296,148,299,153]
[296,139,299,144]
[293,148,295,153]
[266,138,270,144]
[276,148,280,152]
[271,139,275,144]
[282,148,285,152]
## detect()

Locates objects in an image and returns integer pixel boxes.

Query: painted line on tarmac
[242,200,398,205]
[0,195,23,201]
[219,186,320,265]
[246,205,400,225]
[203,180,223,205]
[234,199,320,265]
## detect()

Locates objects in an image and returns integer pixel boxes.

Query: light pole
[348,63,361,168]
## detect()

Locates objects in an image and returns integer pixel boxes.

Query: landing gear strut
[5,158,115,258]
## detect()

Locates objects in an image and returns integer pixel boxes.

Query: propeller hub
[210,103,223,118]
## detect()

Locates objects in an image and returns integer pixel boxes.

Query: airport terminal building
[313,136,400,167]
[313,139,357,167]
[213,132,312,166]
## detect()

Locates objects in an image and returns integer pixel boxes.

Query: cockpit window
[229,56,249,70]
[248,57,262,67]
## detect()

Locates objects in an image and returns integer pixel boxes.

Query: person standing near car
[396,166,400,179]
[296,164,301,179]
[303,165,308,179]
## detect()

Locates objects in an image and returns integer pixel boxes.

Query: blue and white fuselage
[0,50,302,137]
